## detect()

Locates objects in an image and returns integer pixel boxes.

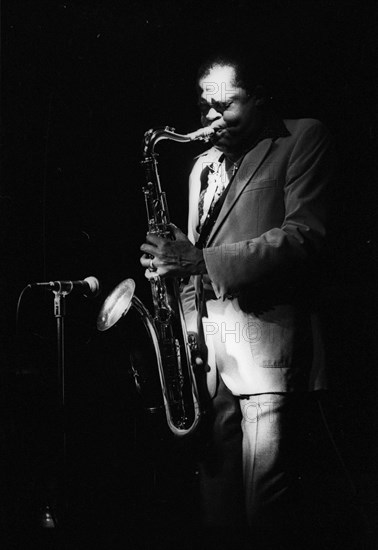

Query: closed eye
[198,100,233,115]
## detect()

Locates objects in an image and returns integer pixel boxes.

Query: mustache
[210,119,227,132]
[209,121,228,142]
[207,120,228,142]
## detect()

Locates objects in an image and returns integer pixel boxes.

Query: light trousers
[197,377,344,549]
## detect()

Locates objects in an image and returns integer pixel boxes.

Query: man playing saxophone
[140,51,339,549]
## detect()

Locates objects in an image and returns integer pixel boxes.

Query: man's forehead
[198,64,238,93]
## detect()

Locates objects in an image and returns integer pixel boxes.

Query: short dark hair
[197,49,269,97]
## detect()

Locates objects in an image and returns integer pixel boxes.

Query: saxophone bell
[97,278,135,331]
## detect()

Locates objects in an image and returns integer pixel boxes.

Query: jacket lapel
[206,138,274,247]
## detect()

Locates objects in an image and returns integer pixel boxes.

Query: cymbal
[97,278,135,331]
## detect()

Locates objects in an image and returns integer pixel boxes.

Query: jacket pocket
[243,178,278,192]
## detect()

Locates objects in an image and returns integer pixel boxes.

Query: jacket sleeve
[203,120,333,299]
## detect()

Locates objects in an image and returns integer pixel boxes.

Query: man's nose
[205,107,222,123]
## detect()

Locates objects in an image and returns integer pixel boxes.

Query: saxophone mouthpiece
[187,120,226,142]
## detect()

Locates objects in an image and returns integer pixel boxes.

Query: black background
[1,1,378,548]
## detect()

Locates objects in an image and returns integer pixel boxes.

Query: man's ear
[252,84,267,106]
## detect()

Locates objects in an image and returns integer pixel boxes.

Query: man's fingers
[171,226,188,241]
[144,268,159,280]
[145,233,162,245]
[140,243,157,256]
[170,224,188,241]
[140,253,153,267]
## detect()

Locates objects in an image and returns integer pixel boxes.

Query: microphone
[31,276,100,297]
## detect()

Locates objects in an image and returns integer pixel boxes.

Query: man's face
[198,64,263,157]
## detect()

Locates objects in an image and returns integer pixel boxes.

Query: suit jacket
[181,118,333,397]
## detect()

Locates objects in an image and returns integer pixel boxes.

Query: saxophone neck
[143,121,226,157]
[143,127,191,158]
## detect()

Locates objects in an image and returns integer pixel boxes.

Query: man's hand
[140,225,207,278]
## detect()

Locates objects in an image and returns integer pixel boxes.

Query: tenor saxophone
[97,121,224,436]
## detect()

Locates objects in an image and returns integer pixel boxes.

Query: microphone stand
[54,289,67,526]
[34,278,99,534]
[40,289,69,532]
